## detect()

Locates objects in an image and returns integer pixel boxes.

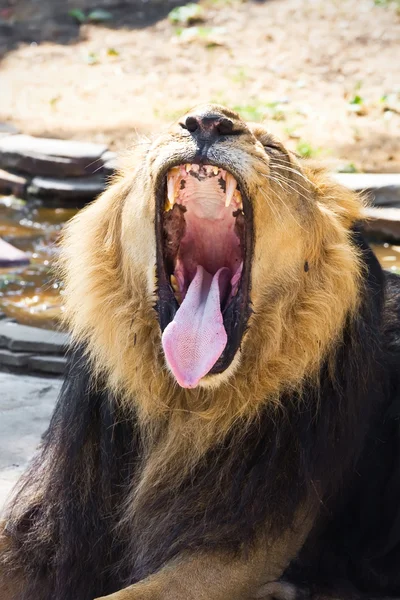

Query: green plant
[349,94,364,105]
[174,26,226,47]
[232,104,265,122]
[168,3,204,25]
[296,140,319,159]
[68,8,113,24]
[374,0,400,6]
[87,9,113,22]
[232,101,288,123]
[85,52,99,65]
[337,163,359,173]
[230,67,248,85]
[68,8,86,23]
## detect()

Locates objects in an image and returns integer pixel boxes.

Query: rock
[0,135,108,178]
[28,355,67,375]
[334,173,400,207]
[0,348,32,368]
[103,158,117,179]
[363,207,400,242]
[28,175,106,205]
[0,238,30,267]
[0,122,18,140]
[0,372,61,506]
[101,150,117,164]
[0,320,69,354]
[101,150,118,178]
[0,168,28,198]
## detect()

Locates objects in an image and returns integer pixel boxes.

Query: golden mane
[58,106,365,474]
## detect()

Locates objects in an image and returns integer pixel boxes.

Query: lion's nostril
[185,116,199,133]
[183,114,236,139]
[216,118,234,135]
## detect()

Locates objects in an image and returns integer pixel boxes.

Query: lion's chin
[171,351,243,391]
[155,161,253,388]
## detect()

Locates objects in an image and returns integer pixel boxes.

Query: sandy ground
[0,372,61,509]
[0,0,399,172]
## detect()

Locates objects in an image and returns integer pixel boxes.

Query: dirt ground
[0,0,399,172]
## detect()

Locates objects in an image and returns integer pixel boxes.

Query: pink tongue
[162,265,230,388]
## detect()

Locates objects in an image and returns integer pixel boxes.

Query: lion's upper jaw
[60,104,364,430]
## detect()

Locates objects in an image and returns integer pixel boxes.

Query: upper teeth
[166,166,180,210]
[225,172,237,208]
[166,164,243,211]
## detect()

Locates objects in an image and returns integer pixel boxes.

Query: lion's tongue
[162,265,229,388]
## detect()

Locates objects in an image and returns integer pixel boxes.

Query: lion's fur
[2,105,400,600]
[58,109,364,477]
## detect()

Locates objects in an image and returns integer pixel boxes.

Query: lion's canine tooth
[167,167,180,209]
[225,172,237,208]
[185,163,191,173]
[213,166,219,175]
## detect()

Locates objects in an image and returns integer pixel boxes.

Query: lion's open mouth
[156,162,253,388]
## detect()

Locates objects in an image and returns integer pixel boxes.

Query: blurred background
[0,0,399,329]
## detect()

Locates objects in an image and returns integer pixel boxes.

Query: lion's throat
[161,265,229,388]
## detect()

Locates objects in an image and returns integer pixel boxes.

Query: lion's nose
[183,114,234,139]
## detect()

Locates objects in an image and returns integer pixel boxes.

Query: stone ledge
[334,173,400,207]
[0,348,32,368]
[0,123,18,140]
[28,355,67,375]
[363,207,400,242]
[0,321,69,354]
[0,349,67,374]
[0,135,109,178]
[0,168,28,197]
[28,174,106,205]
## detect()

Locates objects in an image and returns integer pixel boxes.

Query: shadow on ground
[0,0,202,60]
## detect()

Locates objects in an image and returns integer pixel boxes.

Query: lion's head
[60,104,364,429]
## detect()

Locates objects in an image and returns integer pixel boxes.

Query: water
[0,196,399,330]
[0,196,77,329]
[371,243,400,274]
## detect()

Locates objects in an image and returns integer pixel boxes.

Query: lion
[0,104,400,600]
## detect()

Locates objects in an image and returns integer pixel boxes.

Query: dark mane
[3,232,400,600]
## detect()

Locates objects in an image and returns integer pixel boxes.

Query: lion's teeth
[166,167,180,210]
[225,172,237,207]
[170,275,181,302]
[170,274,179,292]
[213,166,219,175]
[185,163,191,173]
[234,189,243,210]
